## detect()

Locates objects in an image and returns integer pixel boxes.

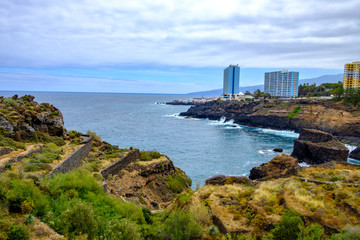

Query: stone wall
[100,149,140,179]
[0,145,43,172]
[48,135,92,177]
[0,147,14,157]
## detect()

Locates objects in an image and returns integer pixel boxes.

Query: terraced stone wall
[48,135,92,177]
[100,149,140,179]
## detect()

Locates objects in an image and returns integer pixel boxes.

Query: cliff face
[291,129,349,164]
[0,95,66,140]
[180,99,360,143]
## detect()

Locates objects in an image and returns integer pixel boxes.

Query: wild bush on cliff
[265,209,304,240]
[6,179,49,217]
[288,106,301,118]
[0,128,25,150]
[140,150,161,161]
[86,130,101,141]
[330,225,360,240]
[154,209,203,240]
[56,199,98,239]
[165,172,192,193]
[42,168,145,238]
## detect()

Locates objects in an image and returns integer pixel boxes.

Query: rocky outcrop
[349,147,360,160]
[249,154,300,180]
[0,95,66,140]
[180,100,360,143]
[205,175,253,185]
[105,157,191,209]
[291,129,349,164]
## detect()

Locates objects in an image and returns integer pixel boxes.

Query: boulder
[249,154,300,180]
[273,148,283,152]
[349,147,360,160]
[291,129,349,164]
[205,175,227,185]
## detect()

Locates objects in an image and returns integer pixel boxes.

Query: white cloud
[0,0,359,68]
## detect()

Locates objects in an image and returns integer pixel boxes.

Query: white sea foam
[208,116,237,126]
[225,125,242,129]
[258,149,275,155]
[164,113,185,119]
[299,162,311,167]
[256,128,299,138]
[345,144,357,152]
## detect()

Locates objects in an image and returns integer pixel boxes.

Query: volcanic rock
[291,129,349,164]
[273,148,283,152]
[349,147,360,160]
[205,175,227,185]
[249,154,300,180]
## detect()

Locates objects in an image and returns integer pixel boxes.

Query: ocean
[1,91,315,186]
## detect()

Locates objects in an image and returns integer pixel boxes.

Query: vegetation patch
[165,172,192,193]
[288,106,302,118]
[140,150,161,161]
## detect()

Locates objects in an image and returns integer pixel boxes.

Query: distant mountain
[188,74,343,97]
[299,73,343,86]
[188,85,264,97]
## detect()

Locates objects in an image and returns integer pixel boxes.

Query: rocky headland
[180,99,360,144]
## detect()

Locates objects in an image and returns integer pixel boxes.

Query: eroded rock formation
[249,154,300,180]
[291,129,349,164]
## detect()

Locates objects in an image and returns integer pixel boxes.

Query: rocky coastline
[1,95,360,239]
[180,99,360,144]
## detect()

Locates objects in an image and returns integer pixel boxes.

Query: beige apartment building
[344,61,360,89]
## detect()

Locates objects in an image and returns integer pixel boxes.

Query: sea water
[2,91,348,186]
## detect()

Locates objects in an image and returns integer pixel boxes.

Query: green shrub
[142,208,153,224]
[6,179,49,217]
[209,225,220,237]
[265,209,304,240]
[86,130,101,141]
[0,131,25,150]
[3,97,19,107]
[7,224,29,240]
[0,109,10,115]
[102,218,142,240]
[298,224,325,240]
[140,151,161,161]
[288,106,302,118]
[44,168,103,198]
[165,173,191,193]
[5,163,13,170]
[69,130,81,138]
[23,163,52,172]
[24,214,36,225]
[157,210,203,240]
[57,200,98,239]
[330,225,360,240]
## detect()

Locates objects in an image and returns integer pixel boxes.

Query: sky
[0,0,359,93]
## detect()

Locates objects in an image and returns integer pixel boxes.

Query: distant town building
[223,64,240,96]
[344,61,360,89]
[264,69,299,98]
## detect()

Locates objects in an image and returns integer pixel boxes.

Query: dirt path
[0,144,42,167]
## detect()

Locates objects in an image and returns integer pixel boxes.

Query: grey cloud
[0,0,359,68]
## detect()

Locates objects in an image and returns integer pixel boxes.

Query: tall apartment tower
[264,69,299,98]
[223,64,240,96]
[344,61,360,89]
